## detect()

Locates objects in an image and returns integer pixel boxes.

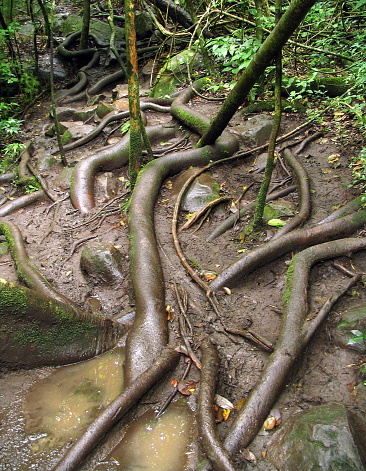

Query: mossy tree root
[57,30,97,59]
[0,278,123,369]
[198,338,238,471]
[0,218,79,307]
[223,238,366,456]
[70,124,178,213]
[210,208,366,290]
[51,347,180,471]
[125,80,239,385]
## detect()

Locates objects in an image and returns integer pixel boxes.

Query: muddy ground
[0,86,366,470]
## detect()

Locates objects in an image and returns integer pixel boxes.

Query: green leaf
[268,219,286,227]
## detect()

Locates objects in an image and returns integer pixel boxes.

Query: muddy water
[95,400,195,471]
[0,347,125,470]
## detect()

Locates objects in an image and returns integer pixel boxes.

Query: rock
[96,102,117,119]
[38,54,69,82]
[80,242,125,285]
[36,148,57,172]
[171,168,220,213]
[52,106,97,122]
[53,166,73,190]
[59,121,95,144]
[267,404,366,471]
[96,172,120,201]
[235,115,275,146]
[152,49,204,98]
[333,305,366,353]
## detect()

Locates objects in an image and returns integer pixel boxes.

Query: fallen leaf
[222,409,231,421]
[166,305,174,320]
[241,449,257,464]
[263,416,276,430]
[223,287,231,295]
[215,394,235,410]
[267,218,286,227]
[328,153,340,163]
[236,398,246,410]
[178,379,197,395]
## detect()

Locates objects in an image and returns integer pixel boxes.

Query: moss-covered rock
[267,404,366,470]
[152,49,204,98]
[333,305,366,353]
[80,242,126,285]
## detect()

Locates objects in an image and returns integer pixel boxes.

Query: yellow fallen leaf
[263,416,277,430]
[328,154,340,163]
[222,409,231,421]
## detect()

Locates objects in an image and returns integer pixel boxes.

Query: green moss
[173,107,209,135]
[283,260,295,307]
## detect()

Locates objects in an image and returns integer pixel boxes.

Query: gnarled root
[198,338,238,471]
[210,208,366,290]
[223,238,366,456]
[70,124,178,213]
[125,80,239,385]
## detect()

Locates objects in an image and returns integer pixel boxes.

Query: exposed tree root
[0,279,123,368]
[52,346,180,471]
[125,80,239,385]
[70,124,177,213]
[223,238,366,456]
[206,185,296,242]
[0,190,45,217]
[63,101,172,152]
[271,147,311,238]
[198,337,238,471]
[210,208,366,290]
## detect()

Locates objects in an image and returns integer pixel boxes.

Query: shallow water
[0,347,125,470]
[95,400,195,471]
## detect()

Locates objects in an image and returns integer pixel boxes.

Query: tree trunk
[197,0,318,147]
[125,0,143,187]
[79,0,91,50]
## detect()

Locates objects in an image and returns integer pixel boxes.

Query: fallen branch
[223,238,366,456]
[52,346,180,471]
[206,185,296,242]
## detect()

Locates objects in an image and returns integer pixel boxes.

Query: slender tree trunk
[125,0,143,187]
[36,0,51,47]
[253,0,282,229]
[197,0,318,147]
[79,0,91,50]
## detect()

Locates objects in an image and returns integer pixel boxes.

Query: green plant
[347,329,365,345]
[0,142,25,174]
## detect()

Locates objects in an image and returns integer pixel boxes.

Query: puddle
[24,347,125,454]
[95,400,195,471]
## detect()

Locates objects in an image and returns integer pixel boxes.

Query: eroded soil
[0,87,366,470]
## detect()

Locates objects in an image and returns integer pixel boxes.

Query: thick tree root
[125,80,239,385]
[0,279,122,369]
[70,124,177,213]
[223,238,366,456]
[0,190,45,217]
[0,218,79,307]
[63,102,172,152]
[57,30,97,59]
[198,338,238,471]
[210,208,366,290]
[52,347,180,471]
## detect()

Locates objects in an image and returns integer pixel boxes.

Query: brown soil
[0,89,366,470]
